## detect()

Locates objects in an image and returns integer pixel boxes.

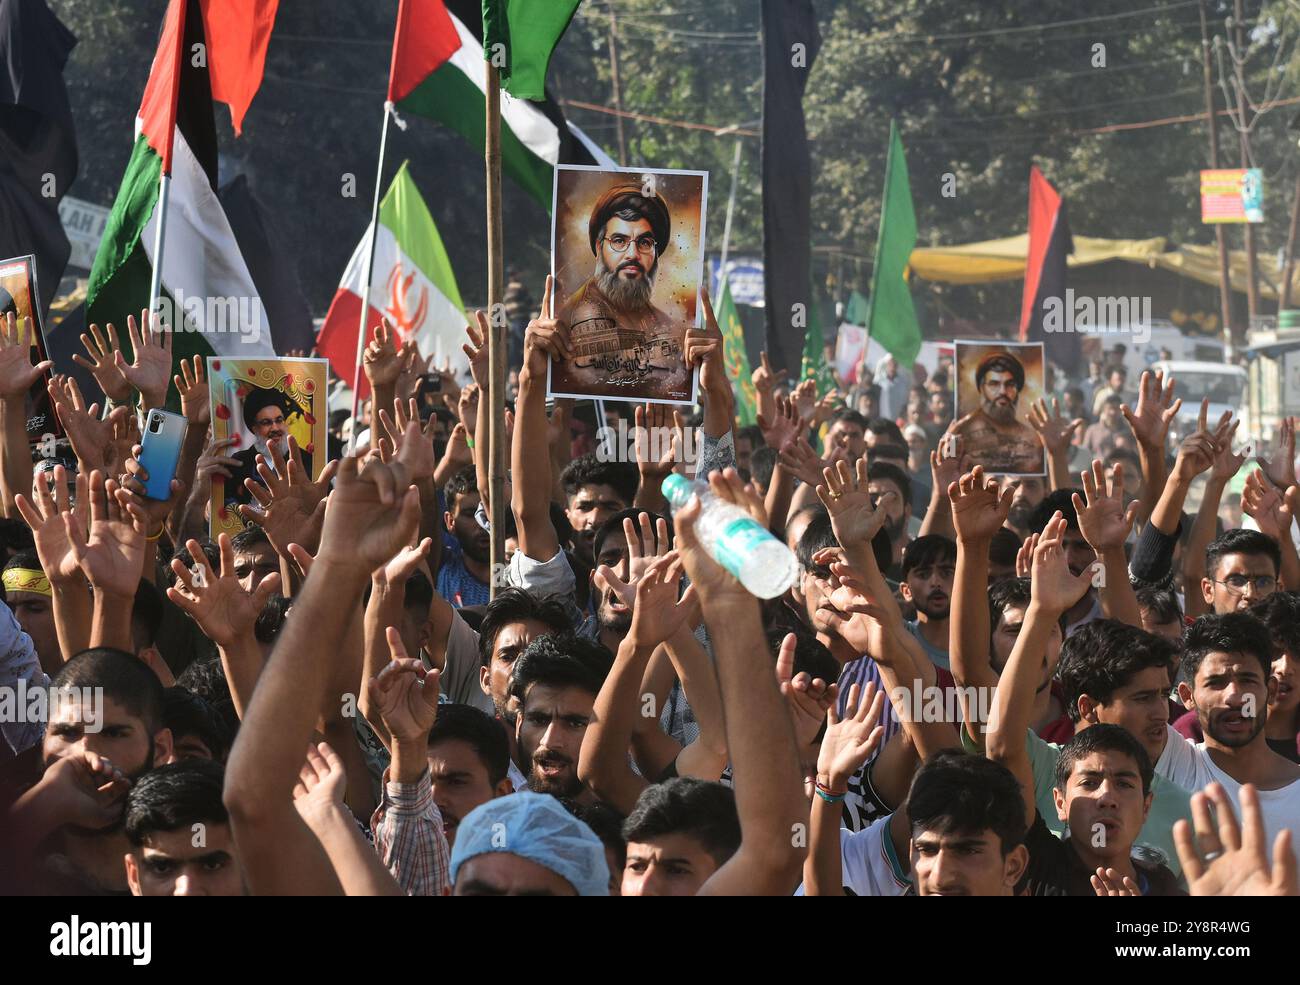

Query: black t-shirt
[1267,736,1300,764]
[1017,811,1185,897]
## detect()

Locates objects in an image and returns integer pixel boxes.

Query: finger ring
[1203,850,1222,863]
[828,490,842,501]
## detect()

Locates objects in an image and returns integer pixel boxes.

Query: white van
[1149,359,1248,444]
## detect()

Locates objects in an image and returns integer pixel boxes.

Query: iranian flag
[391,0,612,210]
[317,163,465,395]
[86,0,280,374]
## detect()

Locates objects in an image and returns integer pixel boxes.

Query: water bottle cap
[661,473,692,507]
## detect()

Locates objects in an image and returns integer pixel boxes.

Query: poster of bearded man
[548,166,707,404]
[951,340,1047,477]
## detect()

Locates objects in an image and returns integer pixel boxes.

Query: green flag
[802,276,836,396]
[866,121,922,367]
[483,0,582,101]
[717,278,757,426]
[845,289,870,326]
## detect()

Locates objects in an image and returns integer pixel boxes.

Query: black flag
[0,0,78,312]
[761,0,820,374]
[1019,165,1078,374]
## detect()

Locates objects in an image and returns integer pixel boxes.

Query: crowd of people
[1,285,1298,897]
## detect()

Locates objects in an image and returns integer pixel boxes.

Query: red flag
[1018,165,1078,372]
[388,0,459,103]
[201,0,279,136]
[137,0,187,173]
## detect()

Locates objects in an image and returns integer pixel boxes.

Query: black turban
[975,352,1026,391]
[588,183,671,257]
[242,388,292,432]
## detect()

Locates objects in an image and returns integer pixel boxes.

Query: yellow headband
[3,568,51,598]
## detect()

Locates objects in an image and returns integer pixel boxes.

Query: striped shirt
[370,767,451,896]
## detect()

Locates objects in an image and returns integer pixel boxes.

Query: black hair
[253,593,293,644]
[508,633,614,702]
[0,516,35,557]
[133,579,165,648]
[1054,723,1153,796]
[426,703,510,786]
[1252,591,1300,659]
[735,424,765,449]
[576,801,627,874]
[561,454,638,507]
[622,778,740,867]
[3,548,43,574]
[592,508,672,566]
[906,751,1026,856]
[1182,611,1275,681]
[444,464,478,505]
[830,408,868,431]
[988,527,1023,571]
[476,588,572,669]
[1028,488,1082,534]
[170,539,220,574]
[124,759,229,846]
[1057,619,1178,723]
[865,418,905,445]
[1136,586,1183,627]
[230,525,272,554]
[176,655,233,708]
[53,648,165,736]
[900,534,956,581]
[162,687,232,762]
[766,626,839,683]
[1204,528,1281,579]
[867,461,912,514]
[750,446,778,490]
[795,510,839,572]
[869,443,911,466]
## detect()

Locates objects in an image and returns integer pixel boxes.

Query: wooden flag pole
[486,64,506,598]
[347,101,394,454]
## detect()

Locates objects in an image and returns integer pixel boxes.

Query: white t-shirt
[1157,726,1300,873]
[796,814,910,897]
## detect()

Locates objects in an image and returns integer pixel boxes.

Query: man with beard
[952,352,1043,475]
[555,184,691,401]
[508,632,614,803]
[1162,611,1300,872]
[437,465,491,608]
[226,388,308,509]
[1200,529,1280,615]
[1002,474,1045,539]
[34,649,174,893]
[898,535,955,670]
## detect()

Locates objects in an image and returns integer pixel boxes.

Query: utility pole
[1282,171,1300,309]
[1233,0,1261,328]
[608,7,628,166]
[1200,0,1235,358]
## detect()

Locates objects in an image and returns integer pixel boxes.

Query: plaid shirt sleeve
[370,767,451,896]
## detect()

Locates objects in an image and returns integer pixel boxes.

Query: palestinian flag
[1019,164,1077,372]
[316,162,465,395]
[389,0,610,211]
[716,277,757,426]
[482,0,581,101]
[85,0,280,387]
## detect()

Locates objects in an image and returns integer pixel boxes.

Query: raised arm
[1184,433,1249,619]
[0,314,52,518]
[688,286,733,440]
[1242,468,1300,591]
[677,469,808,896]
[916,432,967,540]
[1073,460,1142,628]
[985,511,1093,830]
[1027,397,1083,492]
[222,449,422,896]
[1120,370,1180,527]
[14,467,91,662]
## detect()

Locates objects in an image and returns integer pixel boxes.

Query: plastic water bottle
[662,473,799,598]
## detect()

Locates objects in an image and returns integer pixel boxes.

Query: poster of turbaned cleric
[548,165,707,404]
[207,357,328,540]
[951,340,1046,477]
[0,255,60,445]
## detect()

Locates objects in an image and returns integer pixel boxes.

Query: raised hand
[393,339,429,404]
[378,398,438,476]
[237,435,336,556]
[463,314,490,389]
[812,388,843,428]
[1241,467,1296,541]
[521,276,572,380]
[685,285,727,396]
[167,533,281,648]
[775,632,839,750]
[115,311,173,408]
[948,465,1013,543]
[65,471,148,598]
[315,455,422,575]
[363,319,402,389]
[816,681,886,792]
[1172,399,1233,483]
[1027,396,1083,455]
[173,355,209,426]
[1073,460,1139,554]
[595,512,672,607]
[375,536,433,588]
[1174,782,1298,896]
[792,378,818,423]
[0,312,53,399]
[1015,531,1039,579]
[15,466,88,584]
[634,402,683,485]
[930,431,969,494]
[292,741,349,828]
[1120,370,1180,451]
[72,321,134,404]
[1256,416,1297,491]
[672,468,753,601]
[623,553,696,649]
[1029,511,1095,615]
[817,457,894,548]
[457,382,480,434]
[1211,419,1249,481]
[751,350,788,397]
[1091,868,1141,897]
[365,627,441,743]
[756,393,805,454]
[778,435,828,487]
[46,376,129,474]
[120,442,187,533]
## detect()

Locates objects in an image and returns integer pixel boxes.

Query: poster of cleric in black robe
[548,166,707,405]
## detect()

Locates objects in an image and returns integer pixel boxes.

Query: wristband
[465,436,475,449]
[814,786,845,804]
[146,526,165,542]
